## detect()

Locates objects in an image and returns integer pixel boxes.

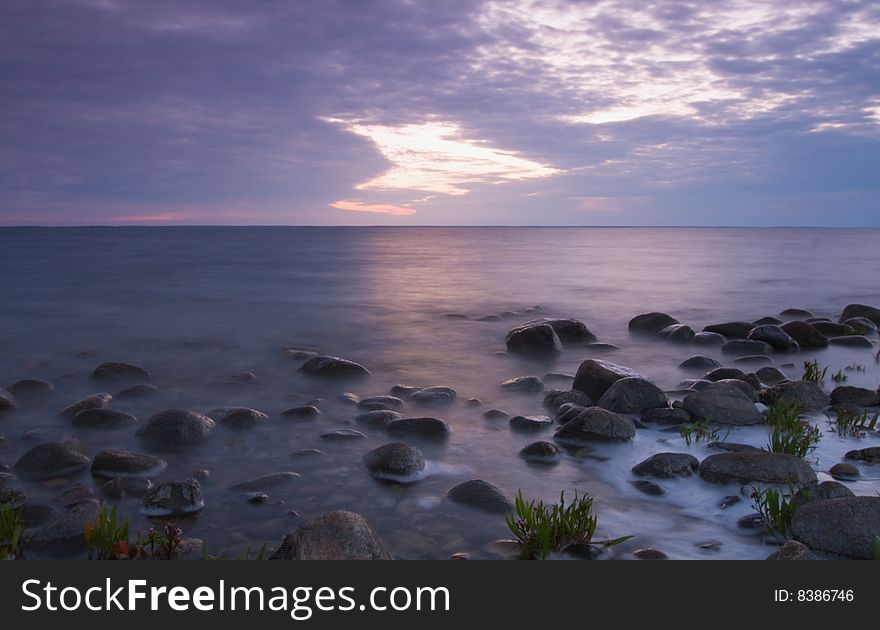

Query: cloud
[330,199,416,217]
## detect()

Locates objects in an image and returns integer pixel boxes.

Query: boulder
[14,443,91,479]
[839,303,880,326]
[91,449,166,478]
[844,446,880,464]
[116,383,160,399]
[357,395,405,410]
[641,407,692,425]
[792,497,880,559]
[658,324,695,342]
[628,312,680,335]
[703,321,754,339]
[692,332,726,346]
[100,477,153,499]
[409,386,457,405]
[761,381,829,412]
[753,316,783,326]
[572,359,644,401]
[500,376,544,392]
[509,415,553,431]
[766,540,817,560]
[811,321,853,337]
[60,393,112,419]
[137,409,216,447]
[722,339,773,355]
[270,511,391,560]
[354,410,404,429]
[780,321,828,349]
[320,429,366,441]
[681,384,763,425]
[554,403,587,425]
[299,356,371,378]
[632,453,699,479]
[72,408,138,429]
[829,463,859,481]
[519,441,561,463]
[542,389,592,411]
[679,356,721,370]
[755,366,787,385]
[28,499,101,556]
[553,407,636,445]
[704,367,744,382]
[387,417,450,439]
[828,336,873,348]
[141,478,204,516]
[92,362,151,382]
[447,479,513,513]
[780,308,814,319]
[747,325,798,352]
[519,317,595,343]
[281,405,321,419]
[830,386,880,408]
[6,379,53,398]
[363,442,425,478]
[842,317,878,335]
[596,377,668,413]
[505,323,562,355]
[216,407,268,429]
[699,451,816,485]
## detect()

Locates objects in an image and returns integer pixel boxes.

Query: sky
[1,0,878,226]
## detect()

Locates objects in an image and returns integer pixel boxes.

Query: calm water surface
[1,227,878,559]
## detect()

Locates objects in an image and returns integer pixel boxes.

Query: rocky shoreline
[2,303,880,560]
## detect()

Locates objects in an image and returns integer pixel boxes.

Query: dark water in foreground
[1,227,879,559]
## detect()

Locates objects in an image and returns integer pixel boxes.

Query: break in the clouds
[1,0,878,226]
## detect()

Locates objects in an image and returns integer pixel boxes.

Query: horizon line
[1,224,879,229]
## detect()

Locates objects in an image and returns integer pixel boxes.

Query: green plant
[0,504,24,560]
[766,400,821,457]
[678,419,725,446]
[831,408,879,438]
[802,360,827,384]
[844,363,865,373]
[831,370,847,384]
[505,491,631,560]
[84,504,137,560]
[751,487,798,538]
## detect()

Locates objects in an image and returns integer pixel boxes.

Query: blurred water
[1,226,878,559]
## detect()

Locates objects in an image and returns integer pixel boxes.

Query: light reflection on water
[0,227,878,559]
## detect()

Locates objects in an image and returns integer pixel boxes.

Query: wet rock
[844,446,880,464]
[60,393,112,419]
[387,417,450,440]
[780,321,828,349]
[7,379,54,398]
[633,548,668,560]
[830,386,880,408]
[692,332,726,346]
[447,479,513,513]
[681,383,763,425]
[755,366,787,385]
[753,316,783,326]
[843,317,878,335]
[733,355,773,366]
[780,308,814,319]
[542,389,592,411]
[722,339,773,355]
[354,409,404,429]
[583,342,621,353]
[572,359,644,401]
[767,540,817,560]
[466,398,481,406]
[679,356,721,370]
[14,443,91,479]
[761,380,829,412]
[829,462,859,481]
[72,408,138,429]
[281,405,321,419]
[505,323,562,355]
[641,407,691,425]
[357,395,405,410]
[270,510,391,560]
[100,477,153,499]
[230,472,301,492]
[363,442,425,478]
[509,415,553,431]
[28,498,101,556]
[677,378,713,390]
[299,356,371,378]
[632,453,699,479]
[520,317,595,343]
[704,367,744,381]
[631,480,664,496]
[53,484,94,507]
[839,303,880,326]
[796,480,854,504]
[290,449,323,459]
[519,441,561,463]
[137,408,216,447]
[91,449,166,478]
[703,321,754,339]
[719,495,741,509]
[596,377,667,414]
[791,496,880,558]
[500,376,544,392]
[747,325,798,352]
[554,403,586,425]
[320,429,367,441]
[714,378,758,402]
[92,362,151,382]
[829,335,873,348]
[628,312,680,335]
[340,392,360,404]
[116,383,160,399]
[707,441,762,453]
[216,407,268,429]
[699,451,816,485]
[553,407,636,445]
[389,385,421,399]
[246,493,268,505]
[737,513,766,532]
[482,409,509,420]
[658,324,695,342]
[141,478,204,516]
[811,321,853,337]
[409,386,457,405]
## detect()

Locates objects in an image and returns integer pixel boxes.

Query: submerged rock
[141,478,204,516]
[839,303,880,326]
[704,367,744,382]
[703,321,754,339]
[7,379,54,398]
[755,366,787,385]
[357,395,405,410]
[482,409,509,420]
[572,359,644,401]
[843,317,878,335]
[844,446,880,464]
[830,386,880,408]
[505,322,562,355]
[271,510,391,560]
[829,462,859,481]
[553,407,636,445]
[447,479,513,513]
[509,415,553,431]
[354,409,404,428]
[632,453,699,479]
[91,449,166,478]
[299,356,371,378]
[792,496,880,559]
[216,407,268,429]
[409,386,457,405]
[229,472,300,492]
[641,407,692,425]
[761,380,829,412]
[281,405,321,419]
[747,325,798,352]
[14,443,91,479]
[100,477,153,499]
[811,321,853,337]
[722,339,773,355]
[699,451,816,485]
[137,409,216,447]
[72,408,138,429]
[519,317,595,343]
[691,332,726,346]
[519,441,561,463]
[116,383,160,399]
[780,308,814,319]
[681,383,763,425]
[628,312,680,335]
[387,417,450,439]
[500,376,544,392]
[596,377,667,414]
[828,335,873,348]
[780,321,828,349]
[679,356,721,370]
[320,429,367,441]
[542,389,592,411]
[363,442,425,478]
[92,362,151,382]
[60,393,112,419]
[658,324,695,342]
